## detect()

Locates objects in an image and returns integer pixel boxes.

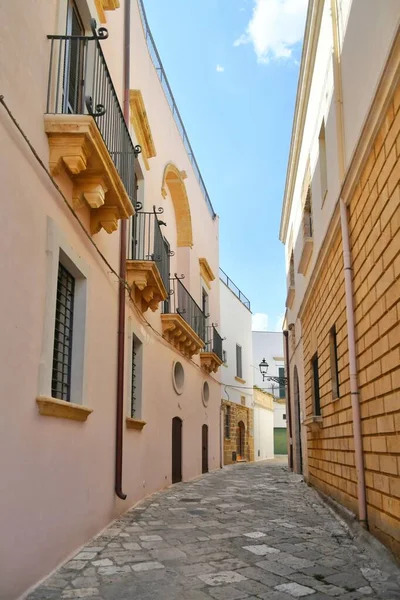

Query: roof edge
[279,0,325,243]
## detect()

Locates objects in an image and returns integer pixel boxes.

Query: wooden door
[202,424,208,474]
[172,417,182,484]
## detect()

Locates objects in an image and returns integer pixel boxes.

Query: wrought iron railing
[46,20,140,204]
[219,268,251,311]
[204,325,223,361]
[164,277,206,342]
[137,0,216,220]
[128,208,171,293]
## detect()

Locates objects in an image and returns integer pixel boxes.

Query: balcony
[201,326,223,374]
[126,209,171,313]
[45,21,139,234]
[219,268,251,311]
[162,278,206,358]
[298,203,314,275]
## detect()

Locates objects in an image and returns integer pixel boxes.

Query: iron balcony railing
[204,325,223,362]
[128,208,171,293]
[46,20,140,204]
[219,268,251,311]
[137,0,216,220]
[164,277,206,342]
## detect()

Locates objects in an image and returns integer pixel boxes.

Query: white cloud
[275,314,284,332]
[216,64,225,72]
[234,0,307,64]
[252,313,269,331]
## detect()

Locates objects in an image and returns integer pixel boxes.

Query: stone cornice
[199,258,215,289]
[279,0,324,243]
[129,90,156,171]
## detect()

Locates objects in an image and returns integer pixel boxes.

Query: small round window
[172,361,185,395]
[202,381,210,406]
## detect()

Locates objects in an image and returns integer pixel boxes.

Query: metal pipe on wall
[115,0,131,501]
[283,330,293,470]
[331,0,367,526]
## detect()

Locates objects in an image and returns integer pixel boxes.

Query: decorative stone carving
[44,115,134,235]
[161,314,205,358]
[126,261,168,313]
[200,352,223,374]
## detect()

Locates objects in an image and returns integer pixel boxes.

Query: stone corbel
[48,135,90,176]
[90,206,119,235]
[73,177,108,210]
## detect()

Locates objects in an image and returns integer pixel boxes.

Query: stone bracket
[200,352,223,374]
[161,313,205,358]
[44,115,134,235]
[126,260,168,313]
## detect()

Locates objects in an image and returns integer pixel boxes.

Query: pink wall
[0,1,221,598]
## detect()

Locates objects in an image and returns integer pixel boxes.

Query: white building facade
[252,331,287,455]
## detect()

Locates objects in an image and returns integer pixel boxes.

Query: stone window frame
[37,218,89,418]
[310,352,321,416]
[224,405,231,440]
[329,325,340,400]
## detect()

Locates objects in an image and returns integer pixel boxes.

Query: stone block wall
[301,81,400,558]
[223,400,254,465]
[348,84,400,556]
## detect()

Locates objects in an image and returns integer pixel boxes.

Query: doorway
[294,366,303,474]
[202,424,209,474]
[172,417,182,484]
[237,421,245,459]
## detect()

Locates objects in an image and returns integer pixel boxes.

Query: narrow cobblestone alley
[28,461,400,600]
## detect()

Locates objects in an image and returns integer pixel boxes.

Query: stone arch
[161,162,193,248]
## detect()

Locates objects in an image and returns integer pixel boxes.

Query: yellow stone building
[281,0,400,558]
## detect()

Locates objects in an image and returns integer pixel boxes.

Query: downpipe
[115,0,131,501]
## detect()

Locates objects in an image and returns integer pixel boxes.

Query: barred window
[311,353,321,416]
[225,405,231,439]
[279,367,286,398]
[52,263,75,401]
[236,344,242,379]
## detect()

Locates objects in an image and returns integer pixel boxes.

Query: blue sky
[143,0,307,331]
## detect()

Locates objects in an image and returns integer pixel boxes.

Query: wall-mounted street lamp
[259,358,287,385]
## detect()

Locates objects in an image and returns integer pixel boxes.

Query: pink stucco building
[0,1,223,597]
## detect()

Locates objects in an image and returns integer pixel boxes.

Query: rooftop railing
[219,268,251,311]
[137,0,217,220]
[164,277,206,342]
[46,20,139,204]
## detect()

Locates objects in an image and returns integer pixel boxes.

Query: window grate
[52,263,75,401]
[225,405,231,439]
[236,344,243,379]
[131,337,136,417]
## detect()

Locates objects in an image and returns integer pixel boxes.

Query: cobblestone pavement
[28,460,400,600]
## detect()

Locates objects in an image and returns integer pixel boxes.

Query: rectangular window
[283,414,287,420]
[311,353,321,416]
[222,349,227,364]
[52,263,75,401]
[130,333,143,418]
[330,326,340,399]
[225,405,231,439]
[304,188,313,238]
[278,367,286,398]
[319,121,328,201]
[236,344,242,379]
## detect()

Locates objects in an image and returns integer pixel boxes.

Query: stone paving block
[61,589,99,598]
[243,544,280,556]
[131,561,165,572]
[256,559,296,576]
[275,582,316,597]
[197,570,248,586]
[207,585,250,599]
[26,461,400,600]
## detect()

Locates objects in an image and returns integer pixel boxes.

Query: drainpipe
[283,330,293,470]
[115,0,131,501]
[331,0,367,526]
